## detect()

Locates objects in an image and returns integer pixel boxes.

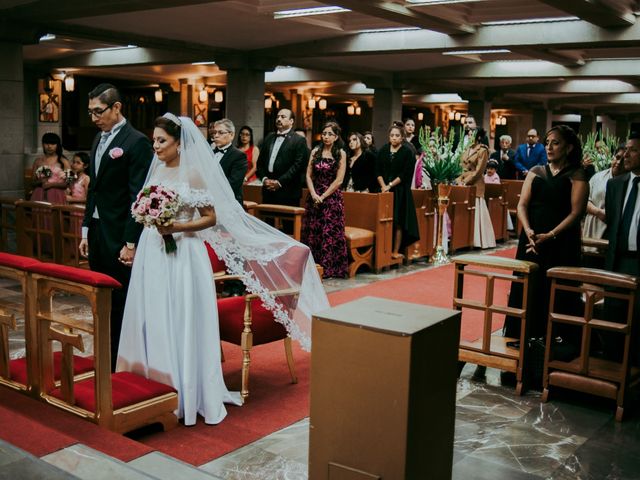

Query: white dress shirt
[267,128,291,173]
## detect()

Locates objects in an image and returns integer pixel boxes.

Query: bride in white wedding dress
[117,114,329,426]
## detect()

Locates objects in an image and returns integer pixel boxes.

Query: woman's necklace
[549,162,565,176]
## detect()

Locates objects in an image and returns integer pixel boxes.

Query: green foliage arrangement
[581,130,620,172]
[419,125,464,185]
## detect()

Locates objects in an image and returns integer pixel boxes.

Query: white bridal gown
[117,167,242,425]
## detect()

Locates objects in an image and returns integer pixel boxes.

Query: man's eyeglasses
[87,103,115,118]
[212,130,231,136]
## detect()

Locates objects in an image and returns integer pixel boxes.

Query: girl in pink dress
[236,125,260,183]
[30,132,70,204]
[66,152,90,203]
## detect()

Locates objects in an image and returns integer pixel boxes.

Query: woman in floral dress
[301,121,348,278]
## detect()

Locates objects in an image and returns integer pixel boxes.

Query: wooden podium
[309,297,461,480]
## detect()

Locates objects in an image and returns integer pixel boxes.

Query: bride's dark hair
[154,116,181,141]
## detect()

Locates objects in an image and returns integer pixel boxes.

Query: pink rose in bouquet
[131,185,180,253]
[109,147,124,159]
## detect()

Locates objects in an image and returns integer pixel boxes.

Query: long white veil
[144,113,328,350]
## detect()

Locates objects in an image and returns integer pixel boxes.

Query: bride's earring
[177,146,182,155]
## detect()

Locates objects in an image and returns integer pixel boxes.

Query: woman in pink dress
[236,125,260,183]
[30,132,70,204]
[66,152,90,203]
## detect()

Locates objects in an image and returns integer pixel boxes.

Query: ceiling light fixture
[308,98,317,109]
[417,112,424,121]
[482,16,578,26]
[443,49,511,56]
[191,61,216,65]
[39,33,56,42]
[214,90,224,103]
[91,44,137,52]
[154,88,163,103]
[347,104,355,116]
[274,6,350,19]
[318,98,327,110]
[198,88,208,103]
[63,72,75,92]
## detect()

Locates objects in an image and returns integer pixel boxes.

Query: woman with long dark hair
[30,132,70,203]
[235,125,260,183]
[376,123,419,259]
[504,125,589,339]
[301,121,348,278]
[343,132,378,193]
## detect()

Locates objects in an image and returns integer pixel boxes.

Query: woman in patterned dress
[301,121,348,278]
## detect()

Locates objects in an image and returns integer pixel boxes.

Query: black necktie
[619,176,640,252]
[276,133,286,138]
[527,145,532,157]
[213,147,227,154]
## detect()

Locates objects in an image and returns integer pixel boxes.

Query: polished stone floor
[3,241,640,479]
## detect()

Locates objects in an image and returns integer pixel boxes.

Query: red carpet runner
[0,247,516,466]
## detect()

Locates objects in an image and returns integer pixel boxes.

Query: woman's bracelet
[549,230,557,239]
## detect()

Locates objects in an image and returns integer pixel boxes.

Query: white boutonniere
[109,147,124,159]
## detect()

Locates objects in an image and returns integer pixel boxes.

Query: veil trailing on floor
[143,113,328,350]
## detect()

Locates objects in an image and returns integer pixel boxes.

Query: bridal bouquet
[34,165,52,179]
[582,130,620,172]
[419,126,464,185]
[131,185,180,253]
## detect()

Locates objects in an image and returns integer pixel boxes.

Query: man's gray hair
[214,118,235,136]
[499,134,512,143]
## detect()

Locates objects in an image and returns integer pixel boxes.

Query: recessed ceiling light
[482,16,579,26]
[407,0,483,4]
[358,27,420,33]
[274,6,350,19]
[91,45,137,52]
[443,49,511,55]
[191,61,216,65]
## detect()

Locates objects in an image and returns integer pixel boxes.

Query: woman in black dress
[343,132,378,193]
[504,125,589,339]
[376,124,420,259]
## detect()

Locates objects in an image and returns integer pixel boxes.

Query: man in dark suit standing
[79,83,153,370]
[605,133,640,276]
[490,134,518,180]
[212,118,247,205]
[514,129,547,178]
[257,108,309,206]
[604,132,640,362]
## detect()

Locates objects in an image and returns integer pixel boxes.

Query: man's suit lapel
[95,123,132,183]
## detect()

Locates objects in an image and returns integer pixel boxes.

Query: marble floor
[3,242,640,479]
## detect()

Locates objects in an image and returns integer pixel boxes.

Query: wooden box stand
[309,297,461,480]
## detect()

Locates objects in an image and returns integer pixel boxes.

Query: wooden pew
[254,204,305,241]
[0,253,41,396]
[404,189,435,264]
[0,196,19,253]
[448,185,475,253]
[53,205,88,268]
[242,184,263,204]
[484,183,508,242]
[15,200,58,262]
[502,179,524,235]
[29,262,178,433]
[343,192,398,274]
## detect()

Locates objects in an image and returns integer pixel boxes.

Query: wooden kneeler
[542,267,639,421]
[454,254,538,395]
[28,262,178,434]
[0,253,42,395]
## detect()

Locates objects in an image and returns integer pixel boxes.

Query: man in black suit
[490,134,517,180]
[603,132,640,362]
[256,108,309,206]
[79,83,153,370]
[211,118,247,205]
